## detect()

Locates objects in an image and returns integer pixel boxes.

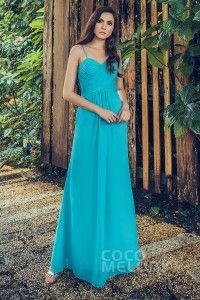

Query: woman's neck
[87,37,106,50]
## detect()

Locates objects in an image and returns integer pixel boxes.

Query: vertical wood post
[67,0,78,166]
[174,0,199,204]
[151,0,161,192]
[41,0,54,164]
[162,3,173,191]
[141,0,149,190]
[51,0,70,168]
[120,0,137,186]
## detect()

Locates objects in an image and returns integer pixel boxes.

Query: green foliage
[119,0,200,138]
[164,84,200,136]
[149,206,160,216]
[147,48,165,68]
[0,0,44,167]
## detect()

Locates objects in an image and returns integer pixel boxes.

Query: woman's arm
[62,45,101,114]
[116,50,131,123]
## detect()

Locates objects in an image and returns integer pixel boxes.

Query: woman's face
[94,12,114,39]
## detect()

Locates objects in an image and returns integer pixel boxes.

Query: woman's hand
[96,107,119,123]
[117,105,131,123]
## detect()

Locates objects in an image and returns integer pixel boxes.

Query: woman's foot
[45,270,58,284]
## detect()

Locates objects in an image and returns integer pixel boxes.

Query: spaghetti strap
[81,45,87,58]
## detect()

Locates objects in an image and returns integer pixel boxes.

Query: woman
[45,6,141,288]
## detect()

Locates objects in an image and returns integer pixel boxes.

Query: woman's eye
[108,22,113,26]
[97,19,102,23]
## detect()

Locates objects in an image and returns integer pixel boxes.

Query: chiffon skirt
[49,89,141,288]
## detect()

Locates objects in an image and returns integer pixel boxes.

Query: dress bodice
[77,52,119,97]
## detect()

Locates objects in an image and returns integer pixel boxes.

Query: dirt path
[1,165,200,299]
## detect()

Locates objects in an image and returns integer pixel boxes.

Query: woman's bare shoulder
[69,44,82,57]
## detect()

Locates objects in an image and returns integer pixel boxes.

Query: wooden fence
[42,0,199,204]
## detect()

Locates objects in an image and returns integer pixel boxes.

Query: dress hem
[49,258,142,289]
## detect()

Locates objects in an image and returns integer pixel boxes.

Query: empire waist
[79,88,123,113]
[81,87,119,98]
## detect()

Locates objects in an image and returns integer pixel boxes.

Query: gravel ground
[0,165,200,299]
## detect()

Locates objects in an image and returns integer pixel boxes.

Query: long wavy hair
[76,6,123,78]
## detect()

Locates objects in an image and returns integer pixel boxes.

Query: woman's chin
[95,33,107,40]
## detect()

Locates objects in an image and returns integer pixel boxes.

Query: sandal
[45,270,59,284]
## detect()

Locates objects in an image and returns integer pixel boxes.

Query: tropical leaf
[142,35,158,48]
[175,18,200,41]
[188,45,200,57]
[141,22,163,38]
[147,48,165,68]
[164,85,200,137]
[121,43,136,61]
[193,9,200,22]
[158,31,171,50]
[173,121,188,137]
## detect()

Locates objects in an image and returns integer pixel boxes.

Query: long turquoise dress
[48,45,142,288]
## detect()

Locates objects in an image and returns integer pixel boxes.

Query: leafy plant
[118,0,200,137]
[164,84,200,137]
[0,0,44,167]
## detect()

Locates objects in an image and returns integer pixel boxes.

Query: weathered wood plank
[174,32,199,205]
[95,0,105,9]
[151,0,161,192]
[162,3,173,191]
[106,0,119,50]
[120,0,137,186]
[141,0,149,190]
[52,0,70,168]
[108,0,119,38]
[81,0,94,30]
[41,0,54,164]
[66,0,79,166]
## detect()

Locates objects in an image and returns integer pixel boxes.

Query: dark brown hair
[76,6,123,78]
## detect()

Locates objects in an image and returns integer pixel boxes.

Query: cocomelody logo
[101,249,143,272]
